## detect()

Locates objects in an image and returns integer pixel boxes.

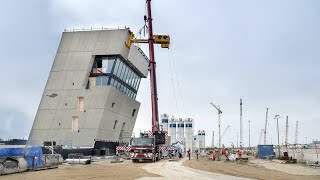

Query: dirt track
[3,160,159,180]
[183,156,320,180]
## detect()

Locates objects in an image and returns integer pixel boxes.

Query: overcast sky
[0,0,319,147]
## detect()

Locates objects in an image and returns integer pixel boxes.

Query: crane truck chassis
[129,131,166,162]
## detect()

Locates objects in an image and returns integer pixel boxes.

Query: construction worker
[212,150,216,161]
[221,148,226,156]
[236,150,242,158]
[195,149,199,159]
[187,148,191,160]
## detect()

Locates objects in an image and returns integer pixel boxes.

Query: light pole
[274,115,281,158]
[248,120,251,148]
[46,93,58,154]
[305,137,307,144]
[237,132,239,148]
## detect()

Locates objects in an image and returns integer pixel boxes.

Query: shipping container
[257,145,274,159]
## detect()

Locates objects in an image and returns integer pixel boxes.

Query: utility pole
[240,99,243,149]
[218,105,221,148]
[237,132,239,148]
[210,102,222,148]
[248,120,251,148]
[264,108,269,145]
[274,115,281,158]
[295,121,298,144]
[285,116,289,147]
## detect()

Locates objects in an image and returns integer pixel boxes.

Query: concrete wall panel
[82,109,104,129]
[92,30,130,58]
[127,45,149,77]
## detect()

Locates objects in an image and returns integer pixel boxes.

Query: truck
[129,132,166,162]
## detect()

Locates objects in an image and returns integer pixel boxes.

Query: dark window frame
[113,120,118,129]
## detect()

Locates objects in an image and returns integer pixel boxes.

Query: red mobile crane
[126,0,170,162]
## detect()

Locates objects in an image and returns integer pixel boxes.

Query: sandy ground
[183,156,320,180]
[2,159,159,180]
[138,158,249,180]
[2,158,250,180]
[3,157,319,180]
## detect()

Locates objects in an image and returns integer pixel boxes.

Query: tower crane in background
[210,102,223,148]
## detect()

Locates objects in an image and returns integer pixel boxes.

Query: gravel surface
[183,156,320,180]
[3,159,159,180]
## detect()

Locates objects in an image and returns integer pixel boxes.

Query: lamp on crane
[210,102,222,148]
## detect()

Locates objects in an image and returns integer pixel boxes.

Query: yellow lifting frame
[126,31,170,49]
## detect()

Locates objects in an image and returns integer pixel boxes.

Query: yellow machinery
[126,31,170,48]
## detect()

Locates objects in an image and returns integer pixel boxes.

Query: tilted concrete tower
[28,28,149,148]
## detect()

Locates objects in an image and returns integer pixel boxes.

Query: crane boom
[259,129,264,145]
[125,1,170,133]
[210,102,222,114]
[219,125,230,141]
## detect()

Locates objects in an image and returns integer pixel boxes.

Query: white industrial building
[28,28,149,148]
[160,114,194,152]
[193,130,206,150]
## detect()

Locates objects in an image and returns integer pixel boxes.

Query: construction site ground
[2,156,320,179]
[3,159,158,180]
[183,155,320,180]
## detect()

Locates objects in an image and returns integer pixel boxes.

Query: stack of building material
[0,146,44,170]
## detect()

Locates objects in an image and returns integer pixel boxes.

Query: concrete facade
[28,29,149,148]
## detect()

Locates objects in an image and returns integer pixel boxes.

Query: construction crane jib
[210,102,222,114]
[220,125,230,141]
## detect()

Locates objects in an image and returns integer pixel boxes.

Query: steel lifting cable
[168,50,180,117]
[169,43,187,118]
